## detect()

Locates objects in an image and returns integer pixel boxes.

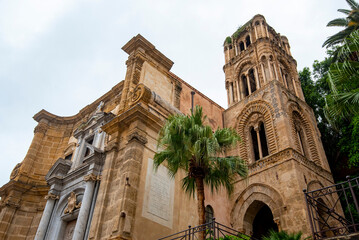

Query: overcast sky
[0,0,346,186]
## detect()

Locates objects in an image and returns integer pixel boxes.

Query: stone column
[255,127,263,159]
[72,174,98,240]
[229,83,234,104]
[246,74,252,95]
[260,23,265,38]
[235,80,241,101]
[292,78,299,97]
[254,67,260,89]
[34,194,59,240]
[273,64,279,80]
[265,24,269,38]
[254,26,258,40]
[267,59,273,80]
[234,43,238,56]
[261,63,267,83]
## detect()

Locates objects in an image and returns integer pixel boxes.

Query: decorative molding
[236,100,278,162]
[64,192,82,214]
[10,163,21,180]
[127,130,148,145]
[84,173,101,182]
[44,193,60,200]
[132,57,144,85]
[34,122,48,134]
[288,102,321,166]
[127,84,152,108]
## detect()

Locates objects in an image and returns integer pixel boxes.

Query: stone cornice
[235,148,333,183]
[33,81,123,125]
[102,103,163,136]
[122,34,174,71]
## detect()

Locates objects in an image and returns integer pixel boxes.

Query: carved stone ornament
[10,163,22,180]
[84,173,101,182]
[128,84,152,108]
[44,193,60,200]
[127,130,148,145]
[64,192,82,214]
[34,122,48,134]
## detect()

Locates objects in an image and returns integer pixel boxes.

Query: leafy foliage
[262,230,303,240]
[323,0,359,48]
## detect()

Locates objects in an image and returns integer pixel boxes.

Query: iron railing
[304,176,359,240]
[158,218,253,240]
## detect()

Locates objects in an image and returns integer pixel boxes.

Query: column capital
[84,173,101,182]
[44,193,59,200]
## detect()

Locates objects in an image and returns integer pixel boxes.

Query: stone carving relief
[10,163,21,180]
[127,84,152,108]
[64,192,82,214]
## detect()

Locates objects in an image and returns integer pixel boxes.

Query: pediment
[45,158,72,182]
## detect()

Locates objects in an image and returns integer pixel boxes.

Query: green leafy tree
[262,230,303,240]
[326,30,359,120]
[323,0,359,48]
[154,106,248,240]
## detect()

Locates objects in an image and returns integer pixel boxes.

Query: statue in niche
[64,192,82,214]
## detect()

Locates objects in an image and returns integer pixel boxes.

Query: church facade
[0,15,334,240]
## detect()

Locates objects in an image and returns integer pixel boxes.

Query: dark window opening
[86,136,94,145]
[239,42,245,51]
[65,153,73,160]
[205,205,214,224]
[242,75,249,97]
[229,45,232,49]
[251,127,260,161]
[84,148,91,158]
[259,122,269,157]
[249,69,257,92]
[246,35,251,47]
[252,205,278,239]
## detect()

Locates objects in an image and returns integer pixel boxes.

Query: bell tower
[223,15,334,238]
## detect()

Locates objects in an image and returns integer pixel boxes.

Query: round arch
[231,183,284,235]
[235,101,278,161]
[288,102,320,165]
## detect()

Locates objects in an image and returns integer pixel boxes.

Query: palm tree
[153,106,247,240]
[323,0,359,48]
[325,30,359,121]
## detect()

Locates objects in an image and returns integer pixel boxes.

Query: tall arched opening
[243,201,278,239]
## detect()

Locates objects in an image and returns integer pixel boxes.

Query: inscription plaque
[142,158,174,228]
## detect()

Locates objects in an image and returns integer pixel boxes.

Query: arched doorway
[252,204,278,239]
[243,200,278,239]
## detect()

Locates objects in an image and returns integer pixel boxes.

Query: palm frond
[347,0,359,10]
[327,18,348,27]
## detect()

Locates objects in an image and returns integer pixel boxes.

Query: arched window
[239,41,245,51]
[246,35,251,47]
[293,111,309,157]
[241,75,249,97]
[205,205,214,224]
[250,121,269,161]
[249,69,257,92]
[229,45,232,49]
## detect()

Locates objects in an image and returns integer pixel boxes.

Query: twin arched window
[250,121,269,161]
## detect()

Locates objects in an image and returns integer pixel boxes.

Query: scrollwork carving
[10,163,21,180]
[84,173,101,182]
[44,193,59,200]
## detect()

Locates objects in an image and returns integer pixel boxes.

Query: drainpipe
[191,91,195,114]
